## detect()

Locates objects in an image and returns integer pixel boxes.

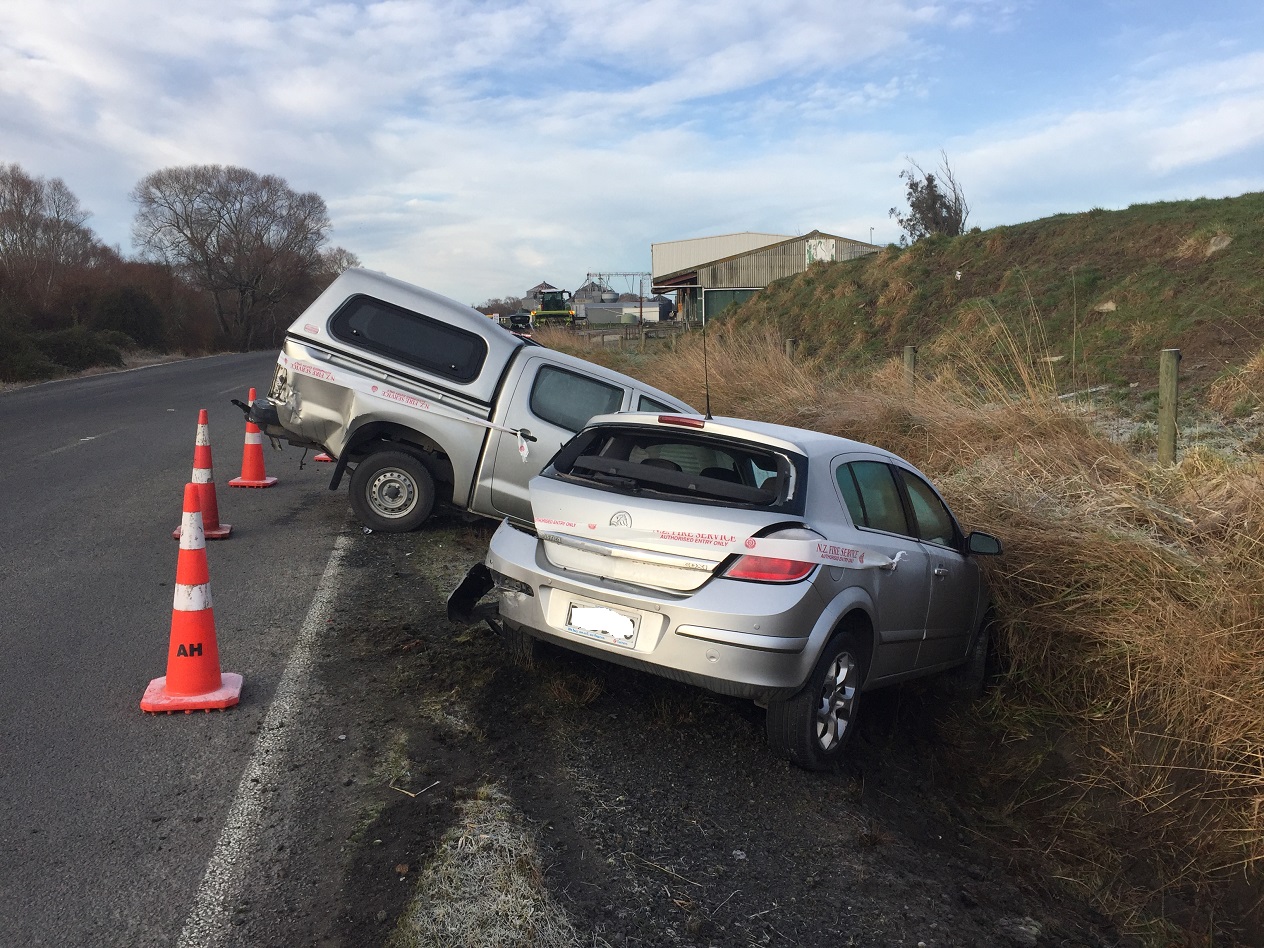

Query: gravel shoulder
[274,513,1133,948]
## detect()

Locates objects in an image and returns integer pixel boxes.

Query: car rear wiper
[590,472,638,490]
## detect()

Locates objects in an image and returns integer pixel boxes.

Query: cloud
[1,0,1262,300]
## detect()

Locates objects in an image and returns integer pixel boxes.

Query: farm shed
[652,230,878,323]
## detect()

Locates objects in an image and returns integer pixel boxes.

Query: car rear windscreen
[549,425,807,515]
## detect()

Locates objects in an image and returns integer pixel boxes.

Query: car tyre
[349,450,436,532]
[946,611,995,699]
[766,634,866,771]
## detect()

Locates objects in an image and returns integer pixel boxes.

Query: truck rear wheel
[349,450,436,532]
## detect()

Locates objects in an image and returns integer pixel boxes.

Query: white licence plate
[564,602,640,649]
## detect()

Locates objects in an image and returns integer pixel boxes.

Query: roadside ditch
[302,514,1131,948]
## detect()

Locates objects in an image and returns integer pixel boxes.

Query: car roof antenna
[702,311,713,420]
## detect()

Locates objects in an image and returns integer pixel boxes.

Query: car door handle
[933,566,949,577]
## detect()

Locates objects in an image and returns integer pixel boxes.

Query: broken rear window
[548,425,807,515]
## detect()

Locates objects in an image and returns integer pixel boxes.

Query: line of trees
[0,162,358,383]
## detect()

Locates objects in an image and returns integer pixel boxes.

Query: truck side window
[637,394,676,413]
[530,366,624,433]
[329,295,487,383]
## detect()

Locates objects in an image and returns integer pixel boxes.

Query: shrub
[32,327,124,372]
[0,322,61,382]
[91,286,166,350]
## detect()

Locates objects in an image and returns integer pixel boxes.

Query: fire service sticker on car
[535,520,907,571]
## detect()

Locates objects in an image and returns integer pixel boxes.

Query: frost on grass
[390,785,581,948]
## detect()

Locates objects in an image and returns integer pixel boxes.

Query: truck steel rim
[368,470,417,518]
[815,652,858,751]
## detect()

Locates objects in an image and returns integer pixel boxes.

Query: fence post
[904,345,918,385]
[1158,348,1181,465]
[784,338,798,360]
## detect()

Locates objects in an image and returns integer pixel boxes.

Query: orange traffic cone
[314,452,334,462]
[173,409,231,540]
[229,388,278,488]
[142,483,243,712]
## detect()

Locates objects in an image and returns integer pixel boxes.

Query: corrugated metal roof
[651,232,792,282]
[653,231,879,291]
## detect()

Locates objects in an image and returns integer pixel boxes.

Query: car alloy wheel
[766,634,867,771]
[814,648,860,752]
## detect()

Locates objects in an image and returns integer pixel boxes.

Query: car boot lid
[529,477,904,592]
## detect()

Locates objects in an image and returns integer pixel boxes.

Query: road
[0,354,349,946]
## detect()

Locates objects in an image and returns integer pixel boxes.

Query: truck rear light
[722,555,814,583]
[657,414,705,428]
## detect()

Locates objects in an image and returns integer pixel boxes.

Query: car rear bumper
[486,522,825,700]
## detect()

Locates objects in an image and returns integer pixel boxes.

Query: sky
[3,0,1264,306]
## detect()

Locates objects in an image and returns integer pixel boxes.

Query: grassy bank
[728,193,1264,390]
[544,321,1264,942]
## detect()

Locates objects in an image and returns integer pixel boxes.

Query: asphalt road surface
[0,354,350,946]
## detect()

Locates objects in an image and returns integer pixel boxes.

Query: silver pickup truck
[247,268,692,532]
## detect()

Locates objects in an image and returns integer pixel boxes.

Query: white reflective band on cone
[536,522,906,571]
[196,426,210,446]
[192,468,213,483]
[173,582,213,611]
[180,514,207,548]
[279,353,530,460]
[245,432,262,445]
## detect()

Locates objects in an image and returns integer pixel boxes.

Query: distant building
[651,230,879,323]
[572,279,616,304]
[525,281,559,303]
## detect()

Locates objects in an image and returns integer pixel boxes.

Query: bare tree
[888,151,970,245]
[0,163,106,310]
[131,165,332,349]
[318,245,361,278]
[475,296,528,317]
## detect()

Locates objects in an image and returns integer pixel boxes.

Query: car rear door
[832,459,932,681]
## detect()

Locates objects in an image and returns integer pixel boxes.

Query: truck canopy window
[330,295,487,383]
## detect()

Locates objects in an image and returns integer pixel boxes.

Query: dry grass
[635,320,1264,936]
[1209,345,1264,416]
[389,784,582,948]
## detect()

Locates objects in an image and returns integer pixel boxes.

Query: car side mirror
[966,531,1003,556]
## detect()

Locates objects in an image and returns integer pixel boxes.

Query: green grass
[720,192,1264,390]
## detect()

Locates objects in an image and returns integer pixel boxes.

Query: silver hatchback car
[470,413,1002,770]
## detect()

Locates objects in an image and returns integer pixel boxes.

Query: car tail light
[723,554,815,583]
[657,414,705,428]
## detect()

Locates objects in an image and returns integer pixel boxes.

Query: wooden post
[784,338,798,360]
[904,345,918,385]
[1158,348,1181,465]
[640,323,646,352]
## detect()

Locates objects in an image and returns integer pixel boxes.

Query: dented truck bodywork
[250,268,692,532]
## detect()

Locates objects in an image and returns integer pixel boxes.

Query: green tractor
[531,289,587,328]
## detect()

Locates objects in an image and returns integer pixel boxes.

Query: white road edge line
[177,531,353,948]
